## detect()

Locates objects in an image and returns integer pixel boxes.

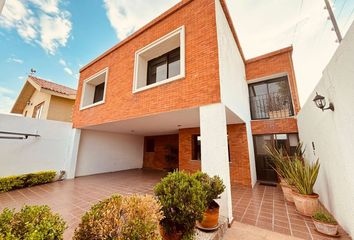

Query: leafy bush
[73,194,163,240]
[0,205,66,240]
[193,172,225,208]
[0,171,56,192]
[313,209,337,224]
[154,171,207,240]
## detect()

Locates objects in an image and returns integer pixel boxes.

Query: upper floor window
[249,76,294,120]
[80,68,108,110]
[133,26,185,93]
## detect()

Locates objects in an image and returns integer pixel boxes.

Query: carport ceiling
[85,106,243,136]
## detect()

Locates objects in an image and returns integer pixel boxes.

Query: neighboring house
[11,76,77,122]
[70,0,300,222]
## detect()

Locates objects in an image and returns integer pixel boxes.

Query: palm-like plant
[285,157,320,195]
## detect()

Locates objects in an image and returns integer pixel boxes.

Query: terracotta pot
[280,182,294,203]
[312,218,338,236]
[198,201,220,228]
[292,191,319,216]
[159,225,183,240]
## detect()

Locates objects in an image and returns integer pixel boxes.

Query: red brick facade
[245,47,300,136]
[73,0,221,129]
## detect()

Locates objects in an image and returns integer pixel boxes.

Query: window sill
[80,100,105,111]
[133,74,185,94]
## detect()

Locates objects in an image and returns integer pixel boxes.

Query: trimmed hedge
[0,205,66,239]
[0,171,56,192]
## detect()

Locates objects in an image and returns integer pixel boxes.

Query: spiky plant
[284,157,320,195]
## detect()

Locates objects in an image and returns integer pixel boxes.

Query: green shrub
[74,194,163,240]
[313,209,337,224]
[193,172,225,208]
[0,171,56,192]
[0,205,66,240]
[154,171,207,240]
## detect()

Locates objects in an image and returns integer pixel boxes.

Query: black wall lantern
[313,92,334,111]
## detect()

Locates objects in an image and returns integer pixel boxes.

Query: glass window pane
[155,64,167,82]
[289,134,299,146]
[168,59,180,78]
[93,82,105,103]
[254,135,272,155]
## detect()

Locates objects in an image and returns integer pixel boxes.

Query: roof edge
[246,46,293,64]
[219,0,246,63]
[80,0,193,73]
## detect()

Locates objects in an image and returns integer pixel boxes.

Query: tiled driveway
[0,170,351,240]
[232,184,351,240]
[0,169,165,239]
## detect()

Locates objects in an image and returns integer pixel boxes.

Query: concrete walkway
[224,222,303,240]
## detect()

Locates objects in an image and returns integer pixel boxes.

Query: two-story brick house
[70,0,300,223]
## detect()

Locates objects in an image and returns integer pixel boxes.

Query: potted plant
[312,209,338,236]
[193,172,225,229]
[264,145,295,203]
[286,158,320,216]
[154,171,207,240]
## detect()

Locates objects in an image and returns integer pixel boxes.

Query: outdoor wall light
[313,92,334,111]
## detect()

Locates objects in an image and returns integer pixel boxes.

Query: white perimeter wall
[298,23,354,237]
[75,129,144,177]
[215,0,257,186]
[0,113,74,177]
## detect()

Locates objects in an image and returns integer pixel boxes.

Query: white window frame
[133,26,186,93]
[80,67,109,110]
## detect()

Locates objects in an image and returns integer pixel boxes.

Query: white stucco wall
[75,129,144,177]
[200,103,233,223]
[297,23,354,237]
[0,113,75,177]
[215,0,257,186]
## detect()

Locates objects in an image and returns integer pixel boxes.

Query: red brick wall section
[178,128,201,173]
[228,124,252,186]
[73,0,221,129]
[251,118,298,135]
[178,125,252,187]
[143,135,179,170]
[246,47,300,135]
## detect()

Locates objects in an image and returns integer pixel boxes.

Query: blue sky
[0,0,354,113]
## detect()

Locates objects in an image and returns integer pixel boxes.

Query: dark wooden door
[254,134,298,183]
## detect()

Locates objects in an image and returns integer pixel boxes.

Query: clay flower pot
[312,218,338,236]
[159,226,183,240]
[198,201,220,229]
[280,182,294,203]
[292,191,319,216]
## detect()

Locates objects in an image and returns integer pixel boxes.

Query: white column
[245,121,257,187]
[200,103,233,223]
[64,128,81,179]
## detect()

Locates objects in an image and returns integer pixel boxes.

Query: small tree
[154,171,207,240]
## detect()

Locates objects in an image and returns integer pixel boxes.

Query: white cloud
[59,58,66,66]
[7,57,24,64]
[29,0,60,14]
[103,0,179,40]
[39,13,72,55]
[18,76,25,80]
[0,87,15,113]
[0,0,72,54]
[64,67,73,75]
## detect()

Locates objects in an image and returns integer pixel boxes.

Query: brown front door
[254,134,299,183]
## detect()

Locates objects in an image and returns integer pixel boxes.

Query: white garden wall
[297,22,354,237]
[0,113,75,177]
[75,129,144,177]
[215,0,257,186]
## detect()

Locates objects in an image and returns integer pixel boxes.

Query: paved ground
[0,169,351,240]
[224,222,303,240]
[232,184,351,240]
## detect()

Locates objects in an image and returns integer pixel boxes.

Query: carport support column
[200,103,233,224]
[65,128,81,179]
